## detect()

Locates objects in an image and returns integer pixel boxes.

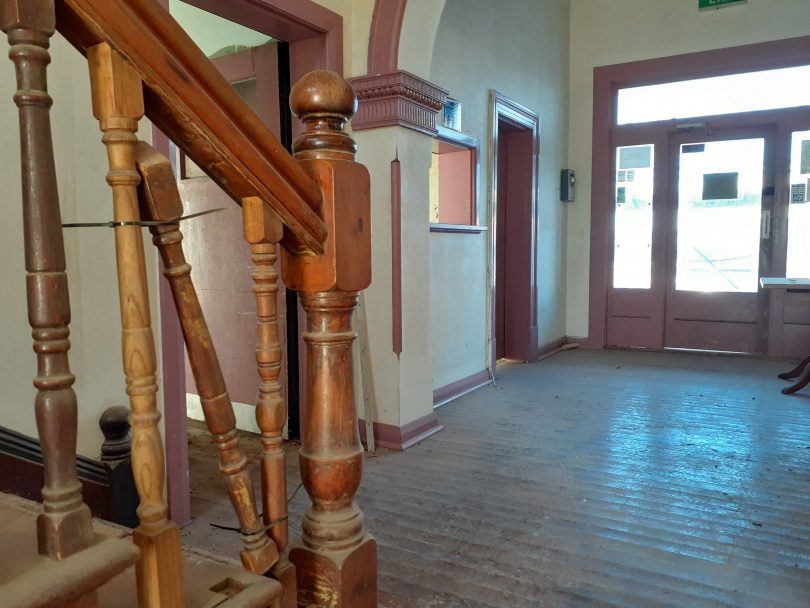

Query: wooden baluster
[242,197,296,607]
[282,71,376,608]
[87,43,185,608]
[135,143,279,575]
[1,0,97,573]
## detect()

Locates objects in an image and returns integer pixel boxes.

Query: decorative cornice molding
[350,70,448,136]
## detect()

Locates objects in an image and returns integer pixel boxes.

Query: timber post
[283,70,376,608]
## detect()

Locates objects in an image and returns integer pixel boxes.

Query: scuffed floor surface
[181,349,810,607]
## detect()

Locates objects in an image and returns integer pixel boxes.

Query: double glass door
[608,125,778,353]
[665,128,772,353]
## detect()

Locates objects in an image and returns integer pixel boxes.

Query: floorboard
[181,349,810,607]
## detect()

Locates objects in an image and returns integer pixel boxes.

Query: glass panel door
[613,144,655,289]
[675,138,765,293]
[786,129,810,277]
[665,128,772,354]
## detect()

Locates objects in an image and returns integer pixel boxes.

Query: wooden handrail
[54,0,327,255]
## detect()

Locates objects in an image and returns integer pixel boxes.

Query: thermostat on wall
[561,169,575,202]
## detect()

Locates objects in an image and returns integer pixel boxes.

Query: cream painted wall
[429,0,570,389]
[566,0,810,338]
[354,127,435,427]
[169,0,273,55]
[398,0,446,80]
[0,33,160,458]
[429,232,488,389]
[312,0,374,78]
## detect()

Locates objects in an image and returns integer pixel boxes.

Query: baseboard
[187,393,259,434]
[433,369,492,408]
[0,425,138,527]
[359,411,444,451]
[536,335,573,361]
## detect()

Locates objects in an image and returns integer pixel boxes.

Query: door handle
[761,209,771,240]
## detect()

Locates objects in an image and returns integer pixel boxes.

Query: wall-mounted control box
[560,169,575,202]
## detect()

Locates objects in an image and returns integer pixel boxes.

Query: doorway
[156,0,342,526]
[490,91,539,366]
[664,128,773,352]
[609,126,776,353]
[177,38,291,434]
[593,40,810,355]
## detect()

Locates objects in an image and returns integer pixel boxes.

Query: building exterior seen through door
[665,129,771,353]
[599,51,810,356]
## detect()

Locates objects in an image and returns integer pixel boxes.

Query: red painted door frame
[153,0,342,526]
[489,91,540,369]
[588,35,810,350]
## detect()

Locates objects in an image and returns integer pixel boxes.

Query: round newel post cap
[290,70,357,121]
[290,70,358,159]
[99,405,131,463]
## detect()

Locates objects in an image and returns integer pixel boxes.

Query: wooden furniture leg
[135,143,279,575]
[87,43,185,608]
[282,71,377,608]
[781,362,810,394]
[242,197,296,607]
[777,354,810,380]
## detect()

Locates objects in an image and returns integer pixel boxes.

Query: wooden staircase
[0,0,375,606]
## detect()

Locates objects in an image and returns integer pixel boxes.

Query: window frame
[429,126,485,233]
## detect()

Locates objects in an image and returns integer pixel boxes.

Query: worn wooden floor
[182,349,810,607]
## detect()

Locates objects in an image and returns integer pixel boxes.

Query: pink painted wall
[438,148,473,225]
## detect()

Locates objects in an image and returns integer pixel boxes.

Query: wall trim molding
[367,0,407,75]
[488,90,541,369]
[433,369,492,408]
[536,335,571,361]
[0,425,138,527]
[391,157,403,356]
[359,412,444,451]
[350,70,448,136]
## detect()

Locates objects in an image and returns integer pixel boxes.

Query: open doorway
[490,91,540,367]
[156,0,342,526]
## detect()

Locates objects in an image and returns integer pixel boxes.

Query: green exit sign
[699,0,746,9]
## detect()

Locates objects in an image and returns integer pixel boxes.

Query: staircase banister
[55,0,327,255]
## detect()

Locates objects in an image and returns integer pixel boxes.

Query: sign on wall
[699,0,747,10]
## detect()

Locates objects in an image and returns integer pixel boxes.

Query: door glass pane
[786,130,810,277]
[613,144,654,289]
[675,138,764,293]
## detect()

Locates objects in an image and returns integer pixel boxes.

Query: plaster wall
[567,0,810,338]
[314,0,374,78]
[429,0,570,388]
[398,0,446,80]
[0,33,160,458]
[354,127,435,427]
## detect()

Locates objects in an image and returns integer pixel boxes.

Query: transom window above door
[617,65,810,125]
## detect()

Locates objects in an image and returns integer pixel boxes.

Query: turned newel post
[100,405,139,528]
[283,71,376,608]
[100,405,131,464]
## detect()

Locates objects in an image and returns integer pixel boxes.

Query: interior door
[664,127,775,353]
[177,41,288,423]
